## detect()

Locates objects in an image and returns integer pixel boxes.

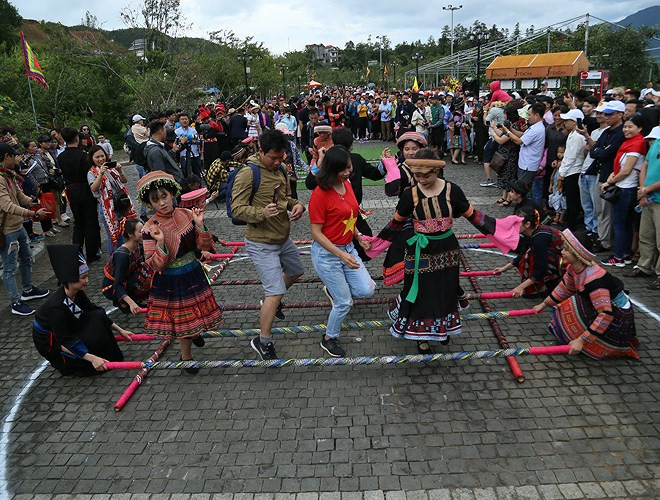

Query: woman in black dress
[33,245,133,376]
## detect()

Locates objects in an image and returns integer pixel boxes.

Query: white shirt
[616,152,644,189]
[558,130,587,178]
[540,89,556,99]
[580,127,607,173]
[411,107,431,134]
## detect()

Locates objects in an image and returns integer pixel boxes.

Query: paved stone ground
[1,142,658,498]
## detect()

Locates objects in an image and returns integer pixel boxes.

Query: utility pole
[412,52,423,84]
[470,29,489,92]
[443,4,463,76]
[391,62,397,89]
[237,48,251,97]
[547,28,551,53]
[584,13,590,58]
[280,64,287,99]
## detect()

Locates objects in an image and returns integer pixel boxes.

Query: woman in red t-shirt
[309,146,376,358]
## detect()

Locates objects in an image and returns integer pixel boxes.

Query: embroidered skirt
[388,236,463,342]
[548,292,639,360]
[143,259,223,338]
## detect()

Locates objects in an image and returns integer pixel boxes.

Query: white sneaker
[61,214,71,222]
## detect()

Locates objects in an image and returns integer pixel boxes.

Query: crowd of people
[1,77,656,376]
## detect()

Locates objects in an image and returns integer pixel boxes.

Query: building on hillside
[305,44,340,65]
[128,38,148,58]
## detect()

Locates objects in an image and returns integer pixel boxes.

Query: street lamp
[469,29,490,91]
[411,52,423,84]
[391,61,397,89]
[443,4,463,60]
[280,64,287,100]
[376,35,385,86]
[237,48,252,97]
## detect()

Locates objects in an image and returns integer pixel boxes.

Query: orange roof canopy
[486,51,590,79]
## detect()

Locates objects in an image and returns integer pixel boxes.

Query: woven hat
[137,171,181,202]
[396,131,428,149]
[561,229,596,266]
[406,158,446,173]
[314,125,332,134]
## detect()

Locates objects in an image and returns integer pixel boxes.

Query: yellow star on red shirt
[342,210,358,236]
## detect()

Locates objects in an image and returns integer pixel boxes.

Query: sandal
[496,198,507,205]
[57,221,69,227]
[417,341,432,355]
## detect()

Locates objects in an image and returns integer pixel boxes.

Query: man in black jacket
[300,108,320,163]
[144,121,183,184]
[394,92,415,137]
[57,127,101,261]
[228,108,248,145]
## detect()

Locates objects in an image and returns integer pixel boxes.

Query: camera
[503,120,511,129]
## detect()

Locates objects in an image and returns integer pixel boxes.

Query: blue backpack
[225,162,286,225]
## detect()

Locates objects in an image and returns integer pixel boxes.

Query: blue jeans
[1,227,33,303]
[579,174,598,234]
[311,242,375,339]
[98,203,124,255]
[611,187,637,258]
[532,177,544,209]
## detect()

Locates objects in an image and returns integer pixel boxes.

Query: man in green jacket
[231,129,306,360]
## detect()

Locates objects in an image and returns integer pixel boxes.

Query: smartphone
[104,161,117,168]
[272,184,281,205]
[502,120,511,129]
[576,118,583,129]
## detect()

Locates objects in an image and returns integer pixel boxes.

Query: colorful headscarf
[561,229,596,266]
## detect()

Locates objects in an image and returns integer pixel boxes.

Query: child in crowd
[548,146,566,226]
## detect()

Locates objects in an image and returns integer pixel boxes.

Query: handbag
[599,184,621,204]
[489,150,507,174]
[107,173,131,214]
[37,192,58,220]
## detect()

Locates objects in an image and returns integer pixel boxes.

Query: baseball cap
[132,114,146,123]
[559,109,584,122]
[0,142,18,157]
[644,126,660,140]
[595,100,625,114]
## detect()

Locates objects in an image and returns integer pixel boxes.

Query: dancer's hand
[117,327,134,340]
[149,222,165,243]
[358,238,372,251]
[533,302,546,314]
[200,250,213,261]
[130,303,142,315]
[89,355,108,371]
[493,266,508,275]
[340,251,360,269]
[568,336,584,355]
[191,207,205,226]
[289,204,304,221]
[511,284,526,298]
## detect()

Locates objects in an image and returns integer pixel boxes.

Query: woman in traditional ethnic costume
[137,171,223,374]
[370,149,521,354]
[379,132,428,286]
[101,218,152,314]
[493,207,564,298]
[534,229,639,359]
[33,245,132,376]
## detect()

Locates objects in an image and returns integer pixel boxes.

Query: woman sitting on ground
[102,218,152,314]
[534,229,639,359]
[33,245,132,376]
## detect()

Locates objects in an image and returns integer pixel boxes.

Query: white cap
[595,100,626,114]
[132,114,146,123]
[541,80,548,86]
[605,89,614,95]
[651,89,660,97]
[644,125,660,140]
[559,109,584,122]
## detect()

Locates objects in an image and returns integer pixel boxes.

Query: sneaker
[50,227,60,234]
[321,336,345,357]
[479,179,492,187]
[601,255,625,268]
[192,335,205,347]
[61,213,71,222]
[29,234,45,243]
[623,255,633,265]
[323,286,335,307]
[250,336,278,360]
[11,301,35,316]
[21,287,49,302]
[260,299,285,320]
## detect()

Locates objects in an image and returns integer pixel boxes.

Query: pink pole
[460,270,497,277]
[115,333,156,341]
[219,240,313,247]
[507,308,538,318]
[529,345,571,355]
[108,362,144,371]
[467,291,514,300]
[209,253,240,259]
[456,233,487,239]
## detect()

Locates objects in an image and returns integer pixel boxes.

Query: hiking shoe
[601,255,625,268]
[11,301,35,316]
[192,335,205,347]
[321,336,345,357]
[323,286,335,307]
[21,287,49,302]
[250,336,278,360]
[260,299,286,320]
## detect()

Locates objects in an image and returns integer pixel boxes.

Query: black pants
[70,195,101,260]
[563,173,582,230]
[181,155,202,178]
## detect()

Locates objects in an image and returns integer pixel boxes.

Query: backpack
[226,162,286,225]
[123,130,139,156]
[133,141,148,169]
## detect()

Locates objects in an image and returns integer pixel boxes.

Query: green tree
[0,0,22,54]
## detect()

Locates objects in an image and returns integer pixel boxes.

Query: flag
[366,66,371,79]
[412,77,419,92]
[20,32,48,89]
[383,63,389,77]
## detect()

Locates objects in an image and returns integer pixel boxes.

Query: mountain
[616,6,660,64]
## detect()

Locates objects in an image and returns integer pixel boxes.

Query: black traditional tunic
[32,288,123,376]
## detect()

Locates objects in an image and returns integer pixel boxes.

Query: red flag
[20,32,48,89]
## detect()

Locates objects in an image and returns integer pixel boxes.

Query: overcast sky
[15,0,657,54]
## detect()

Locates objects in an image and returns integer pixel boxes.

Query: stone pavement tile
[557,484,583,499]
[536,485,563,500]
[385,492,406,500]
[598,481,627,497]
[578,482,606,498]
[621,480,650,496]
[450,489,475,499]
[472,488,496,500]
[428,490,451,500]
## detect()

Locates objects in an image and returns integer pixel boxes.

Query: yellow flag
[412,77,419,92]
